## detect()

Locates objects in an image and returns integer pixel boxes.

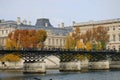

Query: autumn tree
[93,26,109,49]
[6,29,47,50]
[80,26,109,50]
[64,35,75,49]
[72,27,81,48]
[81,29,93,44]
[36,29,47,49]
[96,42,102,51]
[85,41,92,51]
[5,38,18,50]
[77,40,84,49]
[0,54,20,62]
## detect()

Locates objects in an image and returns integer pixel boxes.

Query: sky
[0,0,120,27]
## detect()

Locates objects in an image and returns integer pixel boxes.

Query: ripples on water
[0,70,120,80]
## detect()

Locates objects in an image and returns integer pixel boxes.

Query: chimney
[58,24,60,28]
[1,19,5,22]
[61,22,64,28]
[29,21,31,25]
[17,17,21,25]
[72,21,75,26]
[45,23,48,27]
[23,19,27,25]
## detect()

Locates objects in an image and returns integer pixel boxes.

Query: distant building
[73,18,120,51]
[0,17,73,49]
[0,20,17,48]
[35,18,72,48]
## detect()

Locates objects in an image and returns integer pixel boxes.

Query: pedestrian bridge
[0,50,120,73]
[0,49,120,61]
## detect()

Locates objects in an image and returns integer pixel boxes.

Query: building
[0,20,17,48]
[73,18,120,51]
[35,18,72,48]
[0,17,73,49]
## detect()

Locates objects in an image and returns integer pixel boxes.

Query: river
[0,70,120,80]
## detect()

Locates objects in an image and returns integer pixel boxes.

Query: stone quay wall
[89,60,109,70]
[59,61,81,71]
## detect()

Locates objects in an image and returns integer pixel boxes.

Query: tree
[36,29,47,49]
[96,42,102,51]
[93,26,109,49]
[72,27,81,48]
[85,41,92,51]
[6,29,47,50]
[72,27,81,41]
[5,38,18,50]
[0,54,20,62]
[64,35,75,49]
[80,26,109,50]
[77,40,84,49]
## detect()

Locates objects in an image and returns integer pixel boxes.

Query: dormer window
[45,23,48,27]
[113,26,115,30]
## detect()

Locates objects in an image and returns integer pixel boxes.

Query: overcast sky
[0,0,120,27]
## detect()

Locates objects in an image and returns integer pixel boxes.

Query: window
[63,39,65,44]
[119,46,120,51]
[60,39,62,46]
[6,30,8,34]
[2,30,4,34]
[52,39,54,45]
[107,46,110,50]
[49,39,51,45]
[119,26,120,30]
[119,34,120,41]
[108,27,109,31]
[112,46,116,50]
[113,26,115,30]
[113,34,115,42]
[56,39,58,45]
[108,35,110,42]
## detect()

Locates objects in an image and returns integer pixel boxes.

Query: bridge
[0,50,120,73]
[0,49,119,61]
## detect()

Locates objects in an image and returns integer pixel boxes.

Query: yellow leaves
[64,35,75,49]
[77,40,84,49]
[36,29,47,43]
[75,27,81,34]
[74,54,91,61]
[85,41,92,51]
[75,54,85,61]
[96,42,102,51]
[5,38,19,50]
[0,54,21,62]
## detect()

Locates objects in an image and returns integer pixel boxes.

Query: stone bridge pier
[23,60,46,73]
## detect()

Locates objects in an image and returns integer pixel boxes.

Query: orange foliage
[1,54,20,62]
[6,29,47,50]
[85,41,92,51]
[77,40,84,49]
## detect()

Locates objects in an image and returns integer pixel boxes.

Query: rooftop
[74,18,120,26]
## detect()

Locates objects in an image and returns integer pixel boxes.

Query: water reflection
[0,70,120,80]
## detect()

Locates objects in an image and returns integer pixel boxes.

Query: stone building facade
[0,20,17,48]
[0,17,72,49]
[35,18,72,48]
[73,18,120,51]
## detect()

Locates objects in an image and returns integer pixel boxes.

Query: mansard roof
[0,20,17,27]
[0,18,73,36]
[35,18,53,28]
[35,18,73,36]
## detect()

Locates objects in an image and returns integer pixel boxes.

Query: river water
[0,70,120,80]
